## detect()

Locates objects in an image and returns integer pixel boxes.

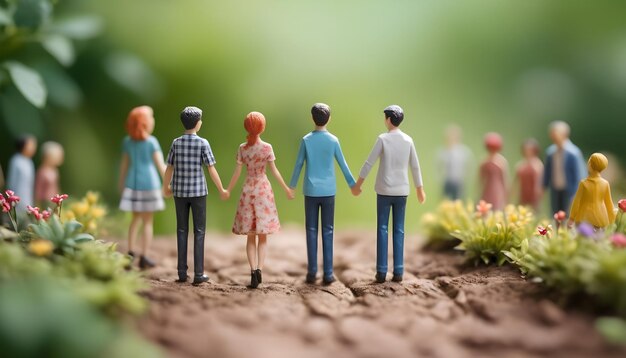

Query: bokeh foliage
[2,0,626,234]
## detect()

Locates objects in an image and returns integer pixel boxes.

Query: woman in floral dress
[226,112,294,288]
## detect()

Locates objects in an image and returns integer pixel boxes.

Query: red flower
[618,199,626,212]
[27,206,44,221]
[553,211,567,222]
[611,233,626,248]
[537,225,553,237]
[4,190,20,205]
[51,194,69,205]
[0,197,10,213]
[41,210,52,220]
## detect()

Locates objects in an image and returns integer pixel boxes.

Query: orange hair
[244,111,266,147]
[484,132,503,153]
[126,106,154,141]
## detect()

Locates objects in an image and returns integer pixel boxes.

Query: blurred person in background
[479,132,508,211]
[7,135,37,212]
[511,138,544,211]
[35,142,65,207]
[437,124,473,201]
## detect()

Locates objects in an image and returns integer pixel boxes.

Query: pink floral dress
[232,141,280,235]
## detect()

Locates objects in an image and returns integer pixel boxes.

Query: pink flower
[27,206,44,221]
[51,194,69,205]
[0,197,10,213]
[538,225,553,237]
[619,199,626,213]
[41,210,52,220]
[476,200,493,217]
[4,190,20,205]
[553,211,567,222]
[611,233,626,248]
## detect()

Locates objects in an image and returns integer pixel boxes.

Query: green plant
[452,205,536,265]
[421,200,476,244]
[20,214,94,255]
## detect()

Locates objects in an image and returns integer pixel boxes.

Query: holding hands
[351,184,362,197]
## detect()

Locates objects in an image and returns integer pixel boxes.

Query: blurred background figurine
[118,106,166,270]
[6,135,37,212]
[512,138,544,211]
[226,112,295,289]
[569,153,615,229]
[35,142,65,207]
[543,121,586,215]
[437,124,473,201]
[479,132,508,211]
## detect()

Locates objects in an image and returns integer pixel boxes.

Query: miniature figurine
[437,124,473,200]
[353,105,426,284]
[118,106,166,269]
[479,132,508,211]
[35,141,64,207]
[163,106,228,285]
[543,121,586,215]
[569,153,615,229]
[6,135,37,212]
[512,138,544,211]
[289,103,358,285]
[226,112,294,289]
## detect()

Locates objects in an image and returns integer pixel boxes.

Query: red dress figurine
[514,139,544,211]
[479,132,508,211]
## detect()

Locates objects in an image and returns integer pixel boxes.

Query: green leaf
[596,317,626,345]
[53,16,103,40]
[64,220,83,236]
[13,0,51,29]
[4,61,47,108]
[74,234,94,243]
[41,35,75,67]
[36,62,83,109]
[0,84,45,137]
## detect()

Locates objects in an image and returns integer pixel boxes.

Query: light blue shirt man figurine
[353,105,426,284]
[6,135,37,212]
[290,103,359,285]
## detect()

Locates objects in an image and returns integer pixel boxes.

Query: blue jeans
[550,189,571,215]
[305,196,335,279]
[444,180,462,200]
[377,195,407,276]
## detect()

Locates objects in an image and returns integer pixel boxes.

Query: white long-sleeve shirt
[359,129,423,196]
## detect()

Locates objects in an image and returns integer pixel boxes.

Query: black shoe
[375,272,386,283]
[255,269,262,284]
[125,251,136,270]
[192,274,209,285]
[305,273,317,284]
[323,275,336,285]
[176,275,188,283]
[250,271,259,289]
[392,274,403,282]
[139,255,156,270]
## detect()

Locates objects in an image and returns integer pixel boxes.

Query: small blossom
[0,197,10,213]
[619,199,626,212]
[611,233,626,248]
[41,210,52,220]
[4,190,20,205]
[577,222,595,238]
[50,194,69,205]
[86,191,99,205]
[553,211,567,222]
[28,239,54,256]
[71,202,89,217]
[27,206,44,221]
[476,200,493,217]
[537,225,552,237]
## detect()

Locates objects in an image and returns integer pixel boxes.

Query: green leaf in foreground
[4,61,47,108]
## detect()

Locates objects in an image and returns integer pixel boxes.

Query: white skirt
[119,188,165,212]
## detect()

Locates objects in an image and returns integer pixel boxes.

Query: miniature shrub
[421,200,476,244]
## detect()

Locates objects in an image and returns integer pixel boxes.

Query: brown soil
[117,227,626,358]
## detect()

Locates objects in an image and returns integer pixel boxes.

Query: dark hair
[180,106,203,130]
[15,135,35,153]
[522,138,540,156]
[384,105,404,127]
[311,103,331,126]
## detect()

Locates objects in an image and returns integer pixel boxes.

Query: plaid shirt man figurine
[163,106,228,286]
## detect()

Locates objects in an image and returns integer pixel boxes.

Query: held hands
[163,185,173,198]
[351,185,362,197]
[220,189,230,201]
[286,188,296,200]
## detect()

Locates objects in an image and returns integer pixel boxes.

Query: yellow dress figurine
[569,153,615,229]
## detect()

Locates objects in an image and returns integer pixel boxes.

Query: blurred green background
[1,0,626,235]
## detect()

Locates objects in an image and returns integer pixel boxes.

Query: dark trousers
[377,195,408,276]
[174,196,207,278]
[550,189,570,215]
[443,180,462,200]
[305,196,335,279]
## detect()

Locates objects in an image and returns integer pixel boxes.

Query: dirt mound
[116,228,626,358]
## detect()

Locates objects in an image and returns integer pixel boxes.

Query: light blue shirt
[6,153,35,211]
[123,135,163,191]
[289,130,356,197]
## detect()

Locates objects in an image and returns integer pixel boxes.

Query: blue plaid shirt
[166,134,216,198]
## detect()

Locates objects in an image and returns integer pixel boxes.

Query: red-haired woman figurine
[513,138,544,211]
[225,111,294,289]
[118,106,166,269]
[479,132,508,211]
